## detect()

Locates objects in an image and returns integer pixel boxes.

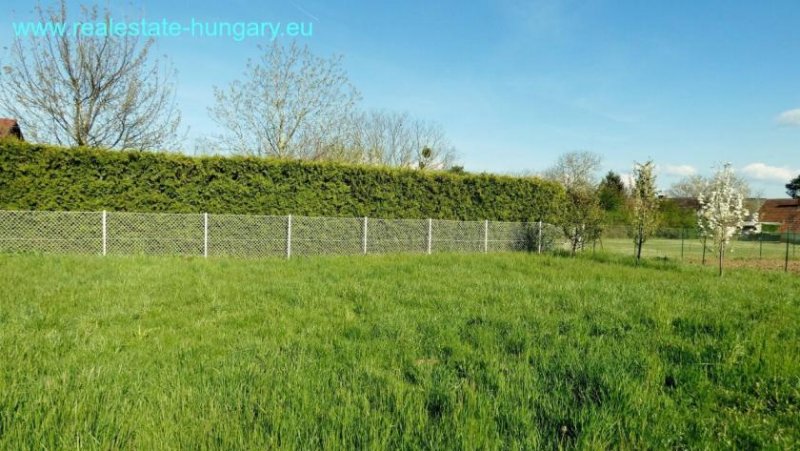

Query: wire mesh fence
[0,210,797,272]
[0,210,101,255]
[367,218,430,255]
[108,212,204,256]
[0,210,533,259]
[208,214,287,258]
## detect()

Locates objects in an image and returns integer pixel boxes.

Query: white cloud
[776,109,800,126]
[740,163,798,182]
[662,164,697,177]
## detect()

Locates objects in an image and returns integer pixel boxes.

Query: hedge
[0,141,565,221]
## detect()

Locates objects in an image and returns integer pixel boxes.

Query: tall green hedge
[0,141,565,221]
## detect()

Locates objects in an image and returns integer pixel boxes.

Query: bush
[520,222,563,252]
[659,199,697,228]
[0,141,566,221]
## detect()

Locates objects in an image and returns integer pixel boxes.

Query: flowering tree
[630,161,660,264]
[697,163,752,276]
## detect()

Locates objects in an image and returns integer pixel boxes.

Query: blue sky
[2,0,800,196]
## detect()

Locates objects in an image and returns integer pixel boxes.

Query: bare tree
[350,110,457,169]
[667,175,706,198]
[0,1,181,150]
[209,42,360,159]
[668,173,751,199]
[543,151,602,190]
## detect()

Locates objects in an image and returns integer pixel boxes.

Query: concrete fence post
[484,220,489,253]
[203,213,209,258]
[427,218,432,255]
[537,220,543,254]
[286,214,293,260]
[362,217,368,255]
[102,210,107,256]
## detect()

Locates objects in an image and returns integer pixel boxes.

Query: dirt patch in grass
[684,258,800,274]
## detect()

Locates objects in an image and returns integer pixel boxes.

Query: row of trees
[541,151,751,275]
[540,151,660,260]
[0,1,456,169]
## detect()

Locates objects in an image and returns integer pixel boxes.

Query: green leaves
[0,141,565,221]
[786,174,800,199]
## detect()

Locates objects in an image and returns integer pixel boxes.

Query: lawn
[1,253,798,449]
[601,237,798,270]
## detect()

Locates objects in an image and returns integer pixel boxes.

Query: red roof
[0,118,24,140]
[759,199,800,232]
[666,197,800,233]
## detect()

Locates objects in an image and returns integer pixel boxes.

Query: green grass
[1,253,799,449]
[601,237,796,262]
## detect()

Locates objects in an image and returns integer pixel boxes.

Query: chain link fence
[0,210,552,259]
[0,210,102,255]
[1,210,796,272]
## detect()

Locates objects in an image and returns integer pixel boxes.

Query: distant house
[663,196,800,233]
[759,199,800,233]
[0,118,24,141]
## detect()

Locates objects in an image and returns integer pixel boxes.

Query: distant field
[1,253,798,449]
[600,237,797,267]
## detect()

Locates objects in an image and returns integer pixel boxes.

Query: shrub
[0,141,566,221]
[520,222,563,252]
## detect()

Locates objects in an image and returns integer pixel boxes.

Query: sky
[2,0,800,197]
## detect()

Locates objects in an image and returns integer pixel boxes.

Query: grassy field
[601,237,798,269]
[1,253,799,449]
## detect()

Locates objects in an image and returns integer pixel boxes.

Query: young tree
[209,42,360,158]
[544,151,604,254]
[629,161,660,263]
[787,174,800,199]
[561,187,604,254]
[0,0,181,150]
[697,163,751,276]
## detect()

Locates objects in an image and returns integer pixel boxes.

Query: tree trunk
[636,224,644,265]
[637,236,643,263]
[718,245,724,277]
[572,226,579,255]
[702,237,707,265]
